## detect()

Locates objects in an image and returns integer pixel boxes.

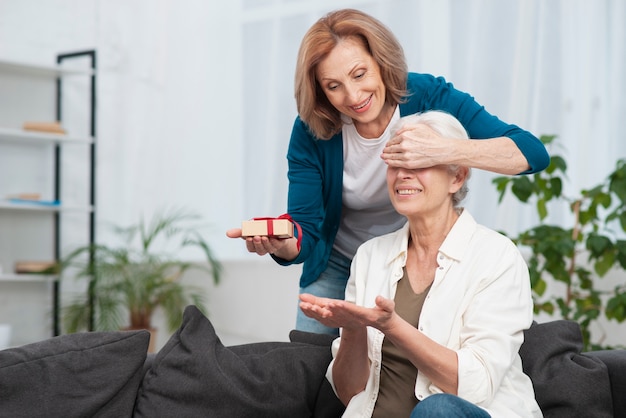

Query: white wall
[153,260,302,349]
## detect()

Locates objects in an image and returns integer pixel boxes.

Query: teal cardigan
[273,72,550,287]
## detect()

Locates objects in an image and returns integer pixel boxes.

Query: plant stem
[566,200,582,309]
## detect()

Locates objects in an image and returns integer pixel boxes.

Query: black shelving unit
[53,50,97,335]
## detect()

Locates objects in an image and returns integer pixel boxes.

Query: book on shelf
[4,194,60,206]
[14,260,59,275]
[8,198,60,206]
[22,121,66,134]
[6,193,41,200]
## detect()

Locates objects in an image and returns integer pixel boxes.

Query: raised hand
[381,122,450,169]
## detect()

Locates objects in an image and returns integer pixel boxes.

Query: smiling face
[387,164,464,220]
[315,37,394,138]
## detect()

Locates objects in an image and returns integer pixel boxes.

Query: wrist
[272,237,300,261]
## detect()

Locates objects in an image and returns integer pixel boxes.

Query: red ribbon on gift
[252,213,303,251]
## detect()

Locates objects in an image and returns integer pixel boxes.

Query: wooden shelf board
[0,127,93,145]
[0,273,59,283]
[0,59,94,77]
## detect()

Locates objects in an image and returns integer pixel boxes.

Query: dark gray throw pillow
[289,330,346,418]
[0,329,150,418]
[133,305,334,418]
[585,350,626,416]
[519,320,613,418]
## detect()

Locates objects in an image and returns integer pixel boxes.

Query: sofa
[0,305,624,418]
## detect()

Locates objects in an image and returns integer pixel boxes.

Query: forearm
[332,327,370,405]
[382,131,534,175]
[452,136,529,175]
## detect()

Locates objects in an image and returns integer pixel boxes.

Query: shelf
[0,58,94,78]
[0,273,59,283]
[0,50,96,339]
[0,200,93,213]
[0,127,93,145]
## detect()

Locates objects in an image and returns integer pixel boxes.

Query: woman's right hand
[226,228,300,260]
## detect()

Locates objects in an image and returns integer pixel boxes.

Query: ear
[449,166,469,192]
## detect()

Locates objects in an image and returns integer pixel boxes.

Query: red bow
[252,213,303,251]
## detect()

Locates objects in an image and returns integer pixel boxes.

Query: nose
[396,167,413,178]
[388,166,414,179]
[345,82,360,103]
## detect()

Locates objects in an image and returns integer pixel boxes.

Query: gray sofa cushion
[134,305,334,418]
[289,330,346,418]
[585,350,626,417]
[0,329,150,418]
[519,320,613,418]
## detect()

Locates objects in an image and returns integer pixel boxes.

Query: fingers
[226,227,277,255]
[385,123,439,149]
[382,124,444,169]
[299,293,341,310]
[299,293,322,304]
[375,295,395,313]
[244,235,290,256]
[299,294,341,316]
[228,227,294,257]
[225,228,243,238]
[245,236,272,255]
[299,298,341,328]
[381,151,414,170]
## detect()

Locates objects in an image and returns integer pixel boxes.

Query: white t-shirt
[333,107,406,259]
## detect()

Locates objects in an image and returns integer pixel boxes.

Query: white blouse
[327,210,542,418]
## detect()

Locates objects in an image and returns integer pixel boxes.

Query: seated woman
[299,111,542,418]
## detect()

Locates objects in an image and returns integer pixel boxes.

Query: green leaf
[549,155,567,173]
[620,212,626,232]
[533,277,547,296]
[597,192,612,209]
[616,240,626,269]
[594,251,615,277]
[586,234,611,257]
[549,177,563,198]
[539,134,557,145]
[609,159,626,202]
[492,177,510,203]
[534,300,553,315]
[606,296,626,322]
[511,177,533,202]
[536,198,548,220]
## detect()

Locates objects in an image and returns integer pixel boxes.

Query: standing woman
[227,9,549,334]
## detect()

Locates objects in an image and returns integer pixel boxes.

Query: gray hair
[391,111,471,206]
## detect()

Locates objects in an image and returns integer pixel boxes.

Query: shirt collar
[439,209,476,261]
[384,209,477,265]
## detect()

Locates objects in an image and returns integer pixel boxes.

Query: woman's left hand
[381,123,450,169]
[299,293,397,332]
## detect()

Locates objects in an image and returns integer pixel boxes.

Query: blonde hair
[392,111,472,206]
[295,9,408,139]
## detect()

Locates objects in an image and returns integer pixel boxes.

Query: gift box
[241,218,294,239]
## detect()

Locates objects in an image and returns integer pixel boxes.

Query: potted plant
[60,208,222,350]
[493,135,626,350]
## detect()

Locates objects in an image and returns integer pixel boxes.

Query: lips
[351,95,372,112]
